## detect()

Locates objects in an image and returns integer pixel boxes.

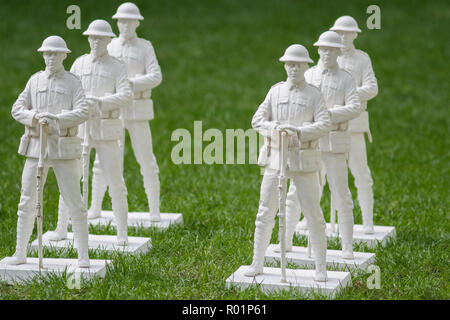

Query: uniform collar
[286,79,306,90]
[44,67,64,79]
[317,60,339,74]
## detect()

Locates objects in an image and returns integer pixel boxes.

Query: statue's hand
[276,124,298,136]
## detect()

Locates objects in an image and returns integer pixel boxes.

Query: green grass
[0,0,449,299]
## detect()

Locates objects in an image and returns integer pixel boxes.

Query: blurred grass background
[0,0,448,299]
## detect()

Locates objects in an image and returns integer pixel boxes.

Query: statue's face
[117,19,139,38]
[318,46,340,68]
[88,36,111,55]
[284,62,308,83]
[335,31,357,48]
[43,52,66,72]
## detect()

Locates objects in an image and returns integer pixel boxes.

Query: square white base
[265,245,375,270]
[226,266,351,298]
[30,232,152,253]
[295,223,396,248]
[84,211,183,230]
[0,257,110,285]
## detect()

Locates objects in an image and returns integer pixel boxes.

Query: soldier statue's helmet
[112,2,144,20]
[37,36,71,53]
[83,20,116,37]
[313,31,344,48]
[330,15,361,33]
[279,44,313,63]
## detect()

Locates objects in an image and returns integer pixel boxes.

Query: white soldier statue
[88,2,163,222]
[298,18,378,235]
[6,36,90,267]
[287,31,362,259]
[247,44,331,281]
[46,20,132,245]
[330,16,378,234]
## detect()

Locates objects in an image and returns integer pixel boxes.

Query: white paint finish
[226,266,351,298]
[265,244,376,270]
[296,223,396,248]
[30,232,152,253]
[85,211,183,229]
[0,258,110,285]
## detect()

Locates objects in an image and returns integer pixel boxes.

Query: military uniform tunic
[250,79,331,270]
[69,53,132,234]
[12,69,88,159]
[11,68,89,255]
[86,35,163,216]
[108,36,162,99]
[300,61,362,248]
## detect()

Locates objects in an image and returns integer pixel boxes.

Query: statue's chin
[46,66,61,73]
[323,61,336,69]
[289,77,304,85]
[121,32,134,40]
[91,49,106,57]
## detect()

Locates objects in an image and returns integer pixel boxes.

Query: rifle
[36,122,48,271]
[82,98,94,210]
[278,130,288,283]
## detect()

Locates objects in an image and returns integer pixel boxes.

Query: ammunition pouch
[288,138,321,172]
[324,120,351,153]
[123,99,154,121]
[89,93,123,141]
[19,108,80,156]
[18,134,30,156]
[25,125,40,137]
[90,118,123,141]
[59,126,78,137]
[257,143,269,167]
[300,139,319,150]
[328,131,351,153]
[330,121,349,132]
[99,109,121,120]
[58,109,79,137]
[299,122,319,150]
[349,110,370,133]
[298,149,321,172]
[48,136,83,160]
